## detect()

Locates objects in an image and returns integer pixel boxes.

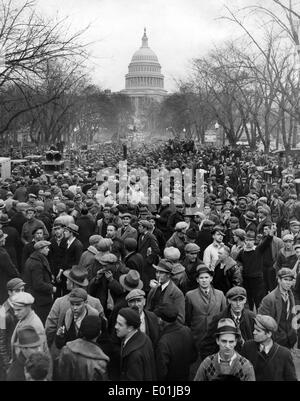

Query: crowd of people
[0,140,300,381]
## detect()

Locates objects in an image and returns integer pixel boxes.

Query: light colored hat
[215,318,239,337]
[175,222,188,231]
[255,314,278,333]
[125,289,146,302]
[11,292,34,306]
[282,234,294,242]
[164,247,181,261]
[34,240,51,251]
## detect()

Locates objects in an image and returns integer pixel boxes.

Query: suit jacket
[185,286,226,350]
[144,310,160,348]
[117,225,138,241]
[146,280,185,324]
[123,251,144,276]
[258,287,297,348]
[64,238,83,270]
[137,232,160,290]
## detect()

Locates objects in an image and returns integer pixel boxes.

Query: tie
[121,228,125,236]
[151,284,162,310]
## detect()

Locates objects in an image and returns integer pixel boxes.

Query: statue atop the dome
[142,27,148,47]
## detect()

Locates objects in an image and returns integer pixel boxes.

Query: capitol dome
[121,28,167,100]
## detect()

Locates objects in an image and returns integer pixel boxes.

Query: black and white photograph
[1,0,300,387]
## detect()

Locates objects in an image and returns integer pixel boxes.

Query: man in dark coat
[76,207,96,251]
[10,202,28,236]
[0,230,20,304]
[241,314,297,381]
[167,204,185,234]
[155,198,172,241]
[258,268,298,349]
[126,289,160,347]
[201,286,256,359]
[0,213,22,272]
[115,307,156,381]
[123,238,144,276]
[106,223,126,260]
[21,227,44,271]
[137,220,160,291]
[58,223,83,295]
[23,240,56,324]
[154,303,197,381]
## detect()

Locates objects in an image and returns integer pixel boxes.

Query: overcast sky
[35,0,256,92]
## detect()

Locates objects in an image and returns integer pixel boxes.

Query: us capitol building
[121,28,167,114]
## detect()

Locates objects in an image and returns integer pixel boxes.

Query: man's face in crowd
[103,210,111,219]
[216,333,237,360]
[40,245,49,256]
[284,239,294,251]
[64,229,72,240]
[228,297,246,315]
[17,345,42,360]
[54,226,64,238]
[106,225,116,238]
[122,217,131,227]
[8,286,25,299]
[138,224,146,234]
[115,315,130,339]
[245,238,255,249]
[155,270,170,285]
[70,300,86,319]
[278,277,293,292]
[13,305,31,321]
[128,297,145,315]
[186,251,198,263]
[53,196,60,205]
[26,210,35,221]
[197,273,212,290]
[263,226,271,236]
[86,190,93,198]
[290,224,300,235]
[176,205,184,214]
[204,206,211,215]
[295,247,300,259]
[213,232,224,244]
[229,221,239,230]
[253,323,270,344]
[34,229,44,242]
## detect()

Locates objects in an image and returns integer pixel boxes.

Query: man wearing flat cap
[166,221,188,255]
[126,289,160,347]
[241,314,297,381]
[201,286,256,360]
[154,302,197,381]
[258,268,297,349]
[23,240,56,324]
[0,278,25,380]
[115,307,156,381]
[146,259,185,324]
[137,219,160,291]
[21,206,49,246]
[203,225,225,271]
[194,318,255,381]
[185,264,226,360]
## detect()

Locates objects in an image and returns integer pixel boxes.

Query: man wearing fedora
[194,318,255,381]
[202,287,256,359]
[185,264,226,357]
[258,268,298,349]
[126,289,160,347]
[241,314,297,381]
[48,219,68,298]
[6,325,44,381]
[23,240,56,324]
[57,223,83,295]
[0,213,21,271]
[45,265,104,354]
[0,278,25,380]
[117,213,137,241]
[0,229,20,304]
[146,259,185,324]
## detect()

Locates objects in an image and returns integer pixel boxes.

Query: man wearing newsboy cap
[258,268,297,349]
[201,286,256,359]
[241,314,297,381]
[194,318,255,381]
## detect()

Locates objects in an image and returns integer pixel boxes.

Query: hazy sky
[35,0,254,92]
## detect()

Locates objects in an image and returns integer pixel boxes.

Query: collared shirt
[217,352,237,366]
[123,329,138,348]
[140,311,146,334]
[161,281,170,292]
[74,310,87,334]
[203,242,223,271]
[259,341,273,355]
[67,237,76,249]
